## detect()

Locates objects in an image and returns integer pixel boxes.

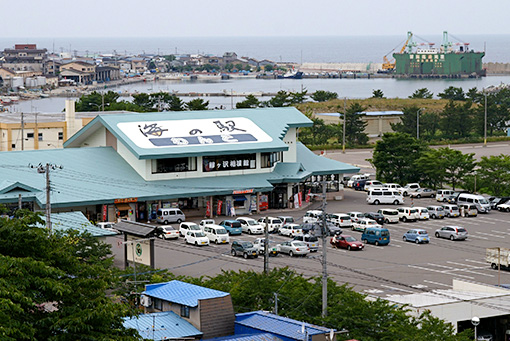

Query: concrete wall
[283,127,297,162]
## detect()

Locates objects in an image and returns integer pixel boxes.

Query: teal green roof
[64,107,313,160]
[296,142,360,176]
[38,211,117,237]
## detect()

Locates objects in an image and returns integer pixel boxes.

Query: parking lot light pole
[417,108,425,139]
[321,179,328,318]
[484,92,487,147]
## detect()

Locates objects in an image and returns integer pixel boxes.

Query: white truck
[486,247,510,270]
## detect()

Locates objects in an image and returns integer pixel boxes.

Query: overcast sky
[7,0,510,37]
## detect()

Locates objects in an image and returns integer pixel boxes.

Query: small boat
[278,70,303,79]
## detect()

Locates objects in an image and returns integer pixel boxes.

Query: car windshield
[436,207,444,211]
[282,217,294,223]
[190,225,200,230]
[293,241,307,247]
[457,228,467,233]
[216,228,227,234]
[420,209,428,213]
[306,236,319,242]
[273,219,282,224]
[345,236,356,242]
[367,221,378,225]
[381,231,390,236]
[410,209,418,213]
[241,242,254,248]
[246,220,257,225]
[195,232,205,237]
[479,198,489,204]
[418,231,428,235]
[231,222,242,228]
[451,207,459,211]
[385,211,398,215]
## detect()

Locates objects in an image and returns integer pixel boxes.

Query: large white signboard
[117,117,272,149]
[126,235,151,266]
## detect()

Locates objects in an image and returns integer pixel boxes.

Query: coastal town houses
[60,61,96,85]
[2,44,48,74]
[0,105,358,223]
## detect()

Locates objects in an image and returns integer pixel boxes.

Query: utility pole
[321,179,328,318]
[264,216,269,274]
[484,92,487,147]
[274,292,278,314]
[18,194,22,210]
[21,112,24,150]
[29,163,63,234]
[342,98,346,154]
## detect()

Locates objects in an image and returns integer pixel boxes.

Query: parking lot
[107,188,510,299]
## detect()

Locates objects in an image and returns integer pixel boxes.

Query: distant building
[60,61,96,84]
[2,44,48,74]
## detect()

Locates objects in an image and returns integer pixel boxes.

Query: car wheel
[417,194,421,199]
[404,192,408,196]
[195,241,198,246]
[431,214,436,219]
[403,236,407,241]
[231,249,236,256]
[385,219,389,224]
[177,219,182,224]
[440,216,444,219]
[289,251,294,257]
[289,233,293,238]
[248,230,252,235]
[393,200,399,205]
[435,232,440,238]
[347,246,351,251]
[443,198,447,202]
[375,241,380,246]
[450,235,454,241]
[374,200,380,205]
[362,239,367,244]
[163,220,168,225]
[415,239,420,244]
[507,208,510,212]
[352,226,355,231]
[243,253,248,259]
[215,239,219,244]
[492,263,498,270]
[402,216,407,222]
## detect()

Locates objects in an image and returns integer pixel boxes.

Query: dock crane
[382,31,414,72]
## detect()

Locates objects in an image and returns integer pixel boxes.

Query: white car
[328,213,353,228]
[348,211,365,223]
[402,183,420,196]
[96,222,118,233]
[377,208,399,224]
[279,223,304,237]
[303,210,323,224]
[257,217,282,233]
[415,207,430,220]
[155,226,179,239]
[364,180,384,192]
[237,217,264,234]
[397,207,419,222]
[352,218,381,232]
[199,219,215,228]
[253,238,280,255]
[184,230,210,246]
[498,200,510,212]
[203,224,230,244]
[179,222,201,237]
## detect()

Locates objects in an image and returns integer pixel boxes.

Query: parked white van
[203,224,230,244]
[397,207,419,222]
[366,189,404,205]
[457,193,491,213]
[383,183,404,193]
[436,189,455,202]
[346,174,370,188]
[414,207,430,220]
[303,210,324,223]
[156,208,186,225]
[364,180,384,192]
[377,208,399,224]
[328,213,353,228]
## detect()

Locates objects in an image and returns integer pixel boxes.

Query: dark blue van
[361,227,390,246]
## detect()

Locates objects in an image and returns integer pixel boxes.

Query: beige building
[0,100,129,151]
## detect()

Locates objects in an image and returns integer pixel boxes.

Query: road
[107,189,510,299]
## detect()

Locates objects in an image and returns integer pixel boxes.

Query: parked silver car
[277,240,310,257]
[434,226,468,241]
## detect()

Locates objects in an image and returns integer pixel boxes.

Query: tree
[370,133,429,183]
[415,149,448,188]
[75,91,120,112]
[409,88,433,99]
[234,63,243,71]
[266,90,292,107]
[289,89,308,104]
[298,116,334,146]
[343,103,368,146]
[437,147,476,190]
[224,63,234,72]
[311,90,338,102]
[438,86,466,101]
[420,111,441,138]
[372,89,385,98]
[439,100,473,139]
[472,90,510,137]
[390,105,421,136]
[0,209,141,340]
[264,64,274,72]
[475,154,510,196]
[236,94,260,109]
[185,98,209,111]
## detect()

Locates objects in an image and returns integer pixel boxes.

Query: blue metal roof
[123,311,202,340]
[295,142,360,176]
[316,111,403,117]
[38,211,117,237]
[235,311,334,340]
[143,280,230,307]
[64,107,313,160]
[205,333,282,341]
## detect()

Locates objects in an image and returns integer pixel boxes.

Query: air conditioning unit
[140,295,152,307]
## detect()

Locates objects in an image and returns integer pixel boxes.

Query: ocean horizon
[2,35,510,63]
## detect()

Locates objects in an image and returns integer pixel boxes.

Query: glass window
[152,157,197,173]
[58,132,64,140]
[180,305,190,318]
[27,133,34,138]
[261,152,282,168]
[154,298,162,310]
[38,133,43,141]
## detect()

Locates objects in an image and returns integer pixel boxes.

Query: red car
[330,234,364,251]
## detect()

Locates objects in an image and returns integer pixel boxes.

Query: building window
[261,152,282,168]
[202,154,256,172]
[153,298,162,310]
[180,305,190,318]
[58,132,64,140]
[152,157,197,174]
[27,133,34,138]
[38,133,43,141]
[11,144,15,149]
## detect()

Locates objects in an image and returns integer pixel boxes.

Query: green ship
[393,31,485,78]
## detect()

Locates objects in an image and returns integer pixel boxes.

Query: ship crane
[382,31,413,71]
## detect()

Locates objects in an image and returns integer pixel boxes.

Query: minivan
[156,208,186,225]
[397,207,419,222]
[457,194,491,213]
[427,205,445,219]
[366,190,404,205]
[361,227,390,246]
[203,224,230,244]
[459,203,478,217]
[442,204,460,218]
[347,174,370,188]
[436,189,455,202]
[328,213,353,228]
[377,208,399,224]
[303,210,323,223]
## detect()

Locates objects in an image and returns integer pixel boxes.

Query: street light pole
[417,108,425,139]
[484,92,487,147]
